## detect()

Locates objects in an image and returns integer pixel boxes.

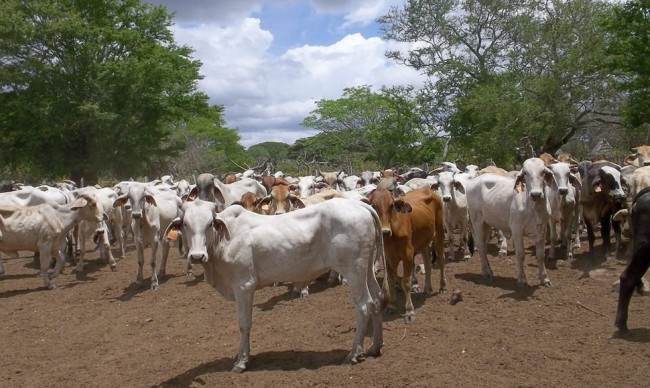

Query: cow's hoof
[463,255,471,261]
[404,312,416,324]
[547,260,558,270]
[410,284,421,293]
[385,306,398,316]
[541,280,552,288]
[498,250,507,258]
[110,264,117,272]
[231,364,246,373]
[151,283,159,291]
[366,344,382,358]
[47,283,57,290]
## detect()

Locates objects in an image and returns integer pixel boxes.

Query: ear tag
[167,229,179,241]
[594,185,602,193]
[515,183,524,193]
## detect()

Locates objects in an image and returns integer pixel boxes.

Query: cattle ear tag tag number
[594,185,602,193]
[167,229,178,241]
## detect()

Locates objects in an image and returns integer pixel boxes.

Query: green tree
[0,0,209,183]
[379,0,620,164]
[301,85,436,169]
[604,0,650,134]
[167,105,248,180]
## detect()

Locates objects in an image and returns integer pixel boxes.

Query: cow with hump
[367,186,446,323]
[578,160,627,262]
[0,195,104,289]
[466,157,556,287]
[164,198,388,373]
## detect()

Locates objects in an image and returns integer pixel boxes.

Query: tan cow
[368,187,446,323]
[625,145,650,166]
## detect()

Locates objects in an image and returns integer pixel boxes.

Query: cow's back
[466,174,515,232]
[404,188,443,252]
[216,199,377,288]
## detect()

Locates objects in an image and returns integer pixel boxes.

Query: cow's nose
[132,212,142,219]
[442,196,451,202]
[382,228,392,237]
[644,161,650,166]
[189,253,205,263]
[530,191,542,200]
[559,188,568,196]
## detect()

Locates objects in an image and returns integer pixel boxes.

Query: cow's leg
[365,265,384,358]
[547,219,558,267]
[149,240,160,291]
[98,227,117,271]
[401,244,417,323]
[384,254,399,315]
[37,245,55,289]
[0,255,4,276]
[232,288,254,373]
[113,218,126,260]
[444,220,455,262]
[535,237,552,287]
[612,218,624,257]
[474,222,493,278]
[75,229,87,274]
[615,247,650,332]
[461,219,472,260]
[584,217,596,263]
[51,247,67,278]
[135,241,145,288]
[344,273,374,363]
[600,214,612,260]
[157,238,170,279]
[496,230,507,257]
[512,233,528,286]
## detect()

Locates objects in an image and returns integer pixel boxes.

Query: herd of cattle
[1,145,650,372]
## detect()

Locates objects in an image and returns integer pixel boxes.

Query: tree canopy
[300,85,446,170]
[0,0,223,183]
[379,0,628,166]
[604,0,650,134]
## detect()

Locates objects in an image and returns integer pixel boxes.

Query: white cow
[545,162,582,264]
[0,185,69,207]
[432,171,472,261]
[72,186,126,274]
[189,174,267,211]
[113,182,182,290]
[164,198,387,372]
[466,157,557,286]
[0,195,103,289]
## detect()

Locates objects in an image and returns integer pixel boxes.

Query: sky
[146,0,426,148]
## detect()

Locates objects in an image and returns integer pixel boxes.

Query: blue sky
[147,0,424,148]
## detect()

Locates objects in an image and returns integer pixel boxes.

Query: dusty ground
[1,233,649,388]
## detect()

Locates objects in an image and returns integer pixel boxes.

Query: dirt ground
[1,232,649,388]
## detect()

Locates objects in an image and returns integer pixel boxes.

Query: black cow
[578,160,628,261]
[614,187,650,332]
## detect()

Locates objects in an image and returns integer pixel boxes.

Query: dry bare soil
[1,233,649,388]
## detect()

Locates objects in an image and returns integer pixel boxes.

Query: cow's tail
[361,201,390,312]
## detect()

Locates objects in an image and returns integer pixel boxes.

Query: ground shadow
[0,285,49,298]
[612,327,650,343]
[153,349,349,387]
[455,272,540,301]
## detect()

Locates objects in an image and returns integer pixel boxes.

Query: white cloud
[153,0,425,148]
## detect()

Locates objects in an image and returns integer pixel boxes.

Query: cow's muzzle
[530,191,543,201]
[132,212,142,219]
[188,252,208,264]
[442,196,452,202]
[558,188,569,196]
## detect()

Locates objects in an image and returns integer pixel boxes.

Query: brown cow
[368,187,446,323]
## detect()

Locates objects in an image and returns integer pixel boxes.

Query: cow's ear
[113,195,129,208]
[592,176,602,193]
[453,180,465,194]
[393,199,412,213]
[431,182,439,191]
[71,196,89,211]
[144,194,157,207]
[164,217,182,241]
[568,173,582,190]
[315,182,330,190]
[213,218,230,240]
[612,209,629,222]
[544,168,558,190]
[187,187,198,201]
[288,195,305,209]
[624,154,637,165]
[514,173,525,193]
